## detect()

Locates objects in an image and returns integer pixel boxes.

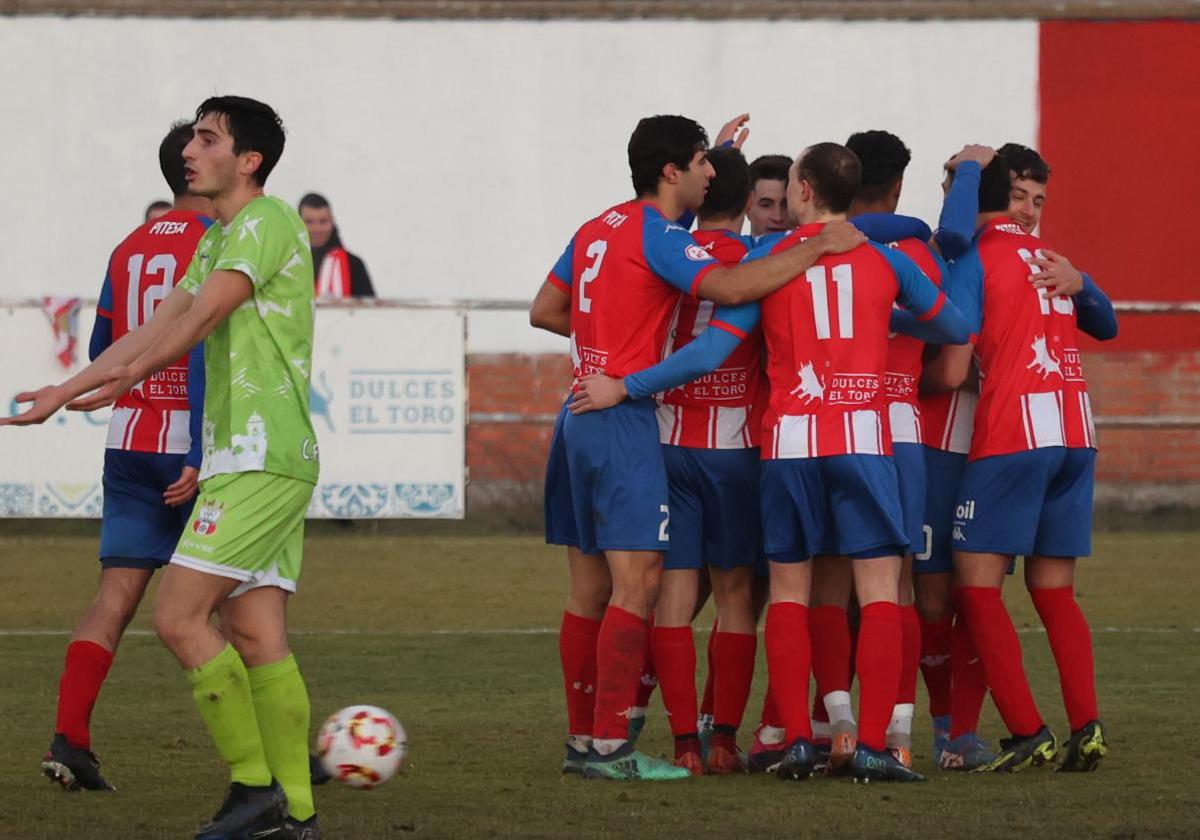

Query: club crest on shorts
[193,499,224,536]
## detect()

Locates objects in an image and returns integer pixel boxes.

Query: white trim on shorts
[169,553,298,598]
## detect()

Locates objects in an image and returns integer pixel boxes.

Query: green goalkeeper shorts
[171,471,314,596]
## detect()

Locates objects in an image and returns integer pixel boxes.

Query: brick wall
[466,350,1200,510]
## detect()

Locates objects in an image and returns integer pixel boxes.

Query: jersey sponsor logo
[955,500,976,521]
[1026,335,1063,380]
[789,361,825,404]
[952,525,967,542]
[684,244,714,262]
[301,437,320,462]
[148,220,190,235]
[601,210,628,229]
[996,223,1025,234]
[192,499,224,536]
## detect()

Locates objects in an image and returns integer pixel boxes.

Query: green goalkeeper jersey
[179,195,319,485]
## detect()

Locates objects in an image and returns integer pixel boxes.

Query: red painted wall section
[1039,20,1200,352]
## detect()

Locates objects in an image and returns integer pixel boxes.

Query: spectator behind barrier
[299,192,375,298]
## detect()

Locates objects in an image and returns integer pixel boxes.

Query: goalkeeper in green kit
[3,96,322,840]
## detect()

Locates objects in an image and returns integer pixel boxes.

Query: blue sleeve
[943,248,985,338]
[1074,273,1118,341]
[935,160,981,259]
[742,234,785,264]
[548,236,575,289]
[624,303,761,400]
[853,213,931,245]
[89,270,115,361]
[88,312,112,362]
[872,243,969,345]
[185,343,205,469]
[642,212,720,296]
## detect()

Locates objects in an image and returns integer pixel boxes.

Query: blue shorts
[543,399,580,549]
[953,447,1096,558]
[562,398,670,555]
[662,446,762,572]
[760,455,907,563]
[916,446,966,575]
[893,443,927,557]
[99,449,195,569]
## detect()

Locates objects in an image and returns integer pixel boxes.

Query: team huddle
[531,114,1116,782]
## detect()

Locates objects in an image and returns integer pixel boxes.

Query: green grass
[1,531,1197,839]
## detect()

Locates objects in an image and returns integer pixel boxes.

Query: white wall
[0,16,1037,352]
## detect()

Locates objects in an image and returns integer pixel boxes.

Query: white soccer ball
[317,705,407,789]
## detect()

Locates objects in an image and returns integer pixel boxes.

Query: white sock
[812,719,832,741]
[592,737,628,756]
[886,703,915,749]
[757,724,786,746]
[824,690,856,732]
[628,705,647,721]
[566,734,592,753]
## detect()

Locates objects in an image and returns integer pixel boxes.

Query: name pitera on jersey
[102,210,209,454]
[759,226,909,459]
[965,218,1095,459]
[657,229,765,449]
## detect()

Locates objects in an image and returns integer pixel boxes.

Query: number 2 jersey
[546,199,721,386]
[948,216,1096,461]
[657,229,766,449]
[748,223,952,459]
[96,210,212,454]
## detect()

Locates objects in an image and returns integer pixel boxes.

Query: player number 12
[126,253,179,327]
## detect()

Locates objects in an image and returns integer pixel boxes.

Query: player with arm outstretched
[5,96,323,839]
[529,114,866,782]
[39,121,213,793]
[923,155,1114,775]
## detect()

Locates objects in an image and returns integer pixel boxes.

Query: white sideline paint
[0,17,1037,353]
[0,626,1196,638]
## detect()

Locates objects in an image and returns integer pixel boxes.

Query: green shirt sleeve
[213,200,293,290]
[177,228,217,295]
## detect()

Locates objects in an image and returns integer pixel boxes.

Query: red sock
[592,606,648,741]
[634,616,658,709]
[918,613,954,718]
[956,587,1043,737]
[558,612,601,736]
[712,631,756,731]
[855,602,902,751]
[760,684,783,729]
[698,618,717,718]
[651,625,698,737]
[54,641,115,749]
[898,605,921,705]
[949,609,989,739]
[809,604,851,721]
[1029,586,1098,732]
[765,602,812,744]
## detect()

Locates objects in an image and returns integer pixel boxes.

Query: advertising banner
[0,304,466,518]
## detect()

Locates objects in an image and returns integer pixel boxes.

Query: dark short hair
[144,200,172,219]
[298,192,331,212]
[997,142,1051,184]
[158,120,194,197]
[979,154,1014,213]
[748,154,791,190]
[697,147,751,222]
[195,95,286,186]
[845,130,911,204]
[627,115,709,197]
[795,143,862,215]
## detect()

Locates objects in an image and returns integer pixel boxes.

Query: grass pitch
[0,529,1197,839]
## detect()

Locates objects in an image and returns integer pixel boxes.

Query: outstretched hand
[0,385,70,426]
[714,113,750,150]
[67,365,138,412]
[1027,249,1083,299]
[569,374,628,415]
[815,219,867,255]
